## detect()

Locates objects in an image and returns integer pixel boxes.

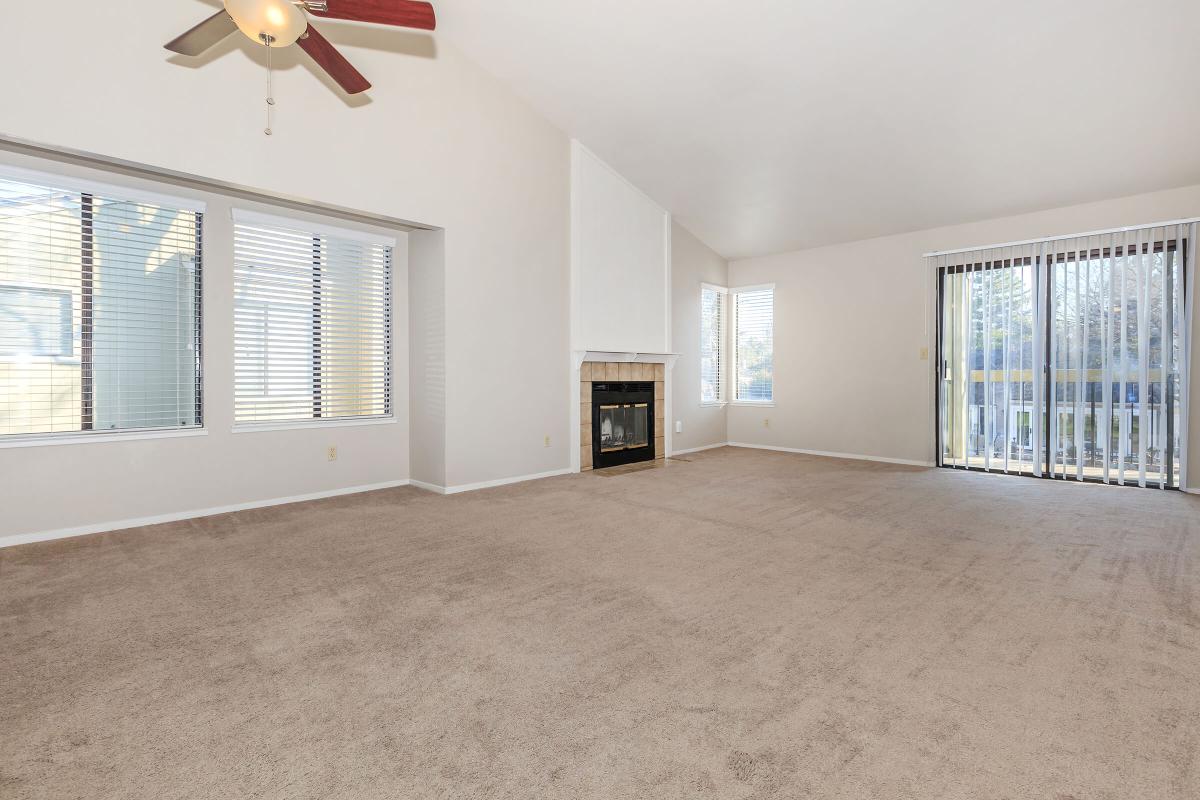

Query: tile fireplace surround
[580,361,666,470]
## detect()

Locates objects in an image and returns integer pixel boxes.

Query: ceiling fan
[165,0,437,95]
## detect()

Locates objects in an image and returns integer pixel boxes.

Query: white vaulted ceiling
[436,0,1200,258]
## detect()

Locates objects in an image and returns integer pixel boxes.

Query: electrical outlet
[763,418,770,428]
[675,420,683,433]
[327,446,337,462]
[544,435,551,448]
[920,346,929,361]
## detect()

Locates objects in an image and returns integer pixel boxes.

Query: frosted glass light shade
[224,0,307,47]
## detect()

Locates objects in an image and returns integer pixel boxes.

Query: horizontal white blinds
[233,216,392,425]
[700,285,725,403]
[734,287,774,402]
[0,176,202,438]
[934,221,1193,489]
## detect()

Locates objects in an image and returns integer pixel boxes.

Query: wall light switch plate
[675,421,682,433]
[544,435,551,448]
[920,346,929,361]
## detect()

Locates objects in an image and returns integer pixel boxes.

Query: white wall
[670,222,729,452]
[567,143,673,471]
[0,150,411,541]
[408,230,446,488]
[728,183,1200,489]
[0,0,572,518]
[571,143,670,354]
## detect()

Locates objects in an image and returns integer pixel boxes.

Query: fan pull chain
[264,35,276,136]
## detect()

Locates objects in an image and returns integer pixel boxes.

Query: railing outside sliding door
[934,222,1192,489]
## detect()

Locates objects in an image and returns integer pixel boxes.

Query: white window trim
[0,163,206,212]
[231,416,397,434]
[231,207,396,248]
[700,282,729,406]
[730,283,776,404]
[0,428,207,449]
[0,167,205,441]
[232,210,395,427]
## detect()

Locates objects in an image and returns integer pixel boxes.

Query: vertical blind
[233,211,393,425]
[733,286,774,402]
[0,173,203,438]
[938,246,1040,476]
[933,221,1193,488]
[700,284,725,403]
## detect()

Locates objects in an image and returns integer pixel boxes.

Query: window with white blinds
[0,172,203,440]
[700,283,726,404]
[233,210,393,426]
[733,285,774,402]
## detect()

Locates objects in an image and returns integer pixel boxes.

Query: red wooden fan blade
[296,25,372,95]
[309,0,436,30]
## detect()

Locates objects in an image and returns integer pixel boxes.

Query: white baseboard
[409,468,573,495]
[443,467,573,494]
[4,466,580,550]
[726,441,934,468]
[670,441,730,456]
[1182,486,1199,495]
[2,444,950,549]
[0,479,411,550]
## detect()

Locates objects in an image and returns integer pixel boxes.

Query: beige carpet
[2,447,1199,799]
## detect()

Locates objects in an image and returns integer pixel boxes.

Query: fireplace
[579,360,665,471]
[592,381,655,468]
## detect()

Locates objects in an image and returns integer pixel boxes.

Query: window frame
[730,283,776,406]
[0,164,206,446]
[699,282,728,406]
[230,208,396,432]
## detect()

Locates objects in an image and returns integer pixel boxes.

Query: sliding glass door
[935,223,1191,488]
[939,249,1039,474]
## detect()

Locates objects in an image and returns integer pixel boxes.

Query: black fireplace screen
[599,403,649,452]
[592,381,655,468]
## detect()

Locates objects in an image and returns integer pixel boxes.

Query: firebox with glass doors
[591,382,655,468]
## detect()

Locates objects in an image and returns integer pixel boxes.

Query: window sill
[232,416,397,434]
[700,401,728,408]
[0,427,207,449]
[731,400,776,407]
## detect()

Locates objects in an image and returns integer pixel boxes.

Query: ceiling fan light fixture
[224,0,307,47]
[166,0,438,98]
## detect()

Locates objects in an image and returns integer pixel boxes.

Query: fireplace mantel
[573,351,679,370]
